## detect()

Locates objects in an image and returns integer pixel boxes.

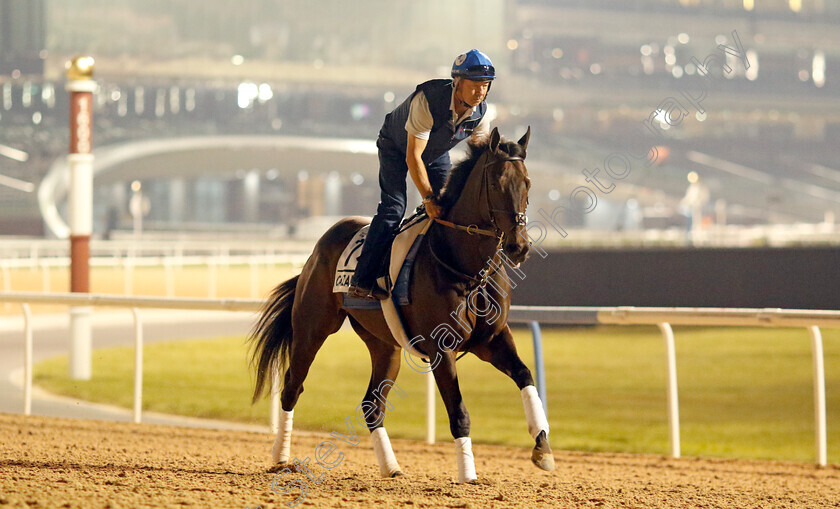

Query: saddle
[333,211,431,308]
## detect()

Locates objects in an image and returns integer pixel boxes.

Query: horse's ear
[518,126,531,151]
[489,127,501,152]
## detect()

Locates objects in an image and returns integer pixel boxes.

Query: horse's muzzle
[503,240,529,265]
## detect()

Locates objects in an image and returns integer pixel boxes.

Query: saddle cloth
[332,216,432,360]
[333,215,431,300]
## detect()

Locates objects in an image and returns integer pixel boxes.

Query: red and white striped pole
[66,56,96,380]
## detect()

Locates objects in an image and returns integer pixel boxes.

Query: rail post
[658,322,681,459]
[132,308,143,424]
[528,321,548,414]
[22,303,32,415]
[809,325,827,466]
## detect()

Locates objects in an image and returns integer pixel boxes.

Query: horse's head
[437,127,533,268]
[484,126,531,265]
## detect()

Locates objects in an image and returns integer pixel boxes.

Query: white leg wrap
[454,437,477,483]
[271,409,294,464]
[370,427,402,477]
[521,385,550,439]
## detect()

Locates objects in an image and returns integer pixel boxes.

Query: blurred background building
[1,0,838,244]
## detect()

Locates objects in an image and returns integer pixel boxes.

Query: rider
[349,49,496,300]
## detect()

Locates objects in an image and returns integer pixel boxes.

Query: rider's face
[456,79,490,107]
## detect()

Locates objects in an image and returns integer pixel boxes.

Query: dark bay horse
[249,127,554,483]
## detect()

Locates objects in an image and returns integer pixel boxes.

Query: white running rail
[1,292,837,466]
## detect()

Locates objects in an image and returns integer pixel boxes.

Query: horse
[249,127,554,484]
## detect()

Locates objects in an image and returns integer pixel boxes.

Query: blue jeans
[352,138,450,286]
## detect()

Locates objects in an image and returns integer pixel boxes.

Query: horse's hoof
[267,461,288,473]
[531,430,556,471]
[390,470,404,478]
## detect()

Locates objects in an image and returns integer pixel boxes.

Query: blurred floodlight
[258,83,273,102]
[231,54,244,66]
[590,63,602,75]
[743,0,754,11]
[789,0,802,12]
[0,144,29,162]
[672,66,684,78]
[551,48,563,59]
[2,83,11,110]
[266,169,279,181]
[383,91,395,103]
[271,118,283,130]
[687,171,699,184]
[799,69,810,82]
[0,173,35,192]
[155,89,165,117]
[665,54,677,66]
[664,45,675,56]
[677,33,690,44]
[351,103,370,120]
[238,82,258,109]
[552,108,564,122]
[507,39,518,51]
[351,173,365,186]
[185,88,196,112]
[22,82,31,108]
[131,180,141,192]
[32,112,42,124]
[813,51,826,88]
[42,83,55,108]
[696,111,707,122]
[715,34,727,45]
[654,109,671,130]
[548,189,561,201]
[169,86,180,114]
[134,87,145,115]
[640,44,652,56]
[746,50,759,81]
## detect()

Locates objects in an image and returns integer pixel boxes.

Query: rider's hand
[424,197,442,219]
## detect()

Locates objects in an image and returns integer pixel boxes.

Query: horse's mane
[437,138,525,213]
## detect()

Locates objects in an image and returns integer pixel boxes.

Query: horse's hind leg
[271,276,346,469]
[470,325,555,471]
[348,317,405,477]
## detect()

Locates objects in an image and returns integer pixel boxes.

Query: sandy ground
[1,414,839,508]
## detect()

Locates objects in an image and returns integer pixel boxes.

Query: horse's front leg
[431,351,476,483]
[471,324,555,471]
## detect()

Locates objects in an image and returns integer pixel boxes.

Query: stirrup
[348,281,390,301]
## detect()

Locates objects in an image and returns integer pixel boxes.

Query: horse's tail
[249,274,300,403]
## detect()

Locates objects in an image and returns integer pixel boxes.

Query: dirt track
[1,414,839,508]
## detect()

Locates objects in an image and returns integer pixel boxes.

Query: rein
[428,151,526,288]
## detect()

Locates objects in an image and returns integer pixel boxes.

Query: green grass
[33,325,840,463]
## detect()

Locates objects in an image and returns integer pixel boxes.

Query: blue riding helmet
[451,49,495,81]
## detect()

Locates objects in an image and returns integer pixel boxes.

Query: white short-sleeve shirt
[404,88,490,143]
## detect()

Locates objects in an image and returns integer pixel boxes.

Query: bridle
[432,150,528,245]
[429,149,528,287]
